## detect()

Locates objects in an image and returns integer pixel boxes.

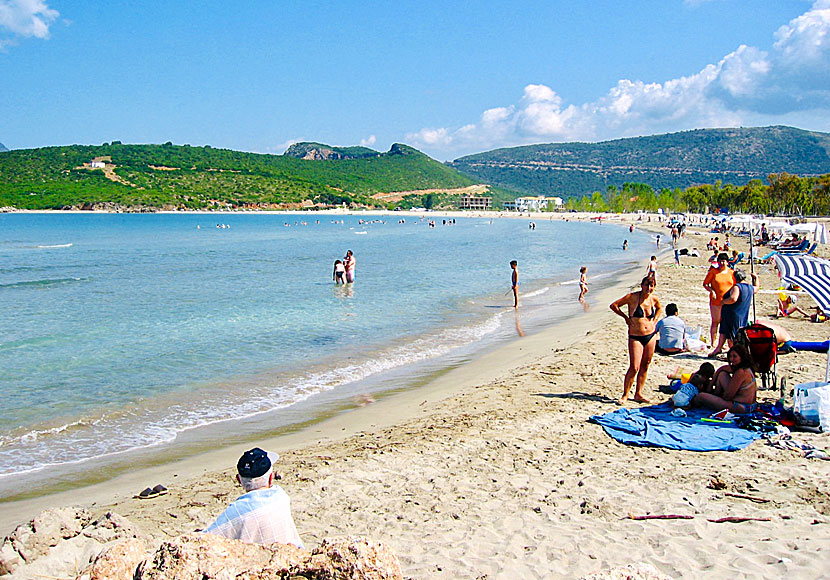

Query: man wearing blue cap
[205,448,304,547]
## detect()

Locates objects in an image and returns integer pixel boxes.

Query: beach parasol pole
[749,226,757,323]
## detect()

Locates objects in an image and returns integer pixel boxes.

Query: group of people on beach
[608,246,760,413]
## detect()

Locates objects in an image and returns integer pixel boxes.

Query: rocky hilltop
[284,142,380,160]
[450,125,830,197]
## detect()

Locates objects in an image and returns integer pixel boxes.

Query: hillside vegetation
[450,126,830,198]
[0,142,478,210]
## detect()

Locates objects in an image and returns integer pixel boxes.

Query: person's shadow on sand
[532,392,619,405]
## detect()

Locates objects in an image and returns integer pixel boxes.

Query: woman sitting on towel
[693,344,757,414]
[610,276,662,405]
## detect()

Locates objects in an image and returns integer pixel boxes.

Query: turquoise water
[0,213,653,492]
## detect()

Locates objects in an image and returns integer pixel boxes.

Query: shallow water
[0,212,654,495]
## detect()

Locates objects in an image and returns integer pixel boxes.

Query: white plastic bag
[793,381,830,431]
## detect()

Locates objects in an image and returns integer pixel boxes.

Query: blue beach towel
[589,402,761,451]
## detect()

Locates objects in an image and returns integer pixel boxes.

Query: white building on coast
[503,196,563,212]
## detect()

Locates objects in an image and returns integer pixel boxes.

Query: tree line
[563,173,830,216]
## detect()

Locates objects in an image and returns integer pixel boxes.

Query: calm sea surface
[0,212,654,496]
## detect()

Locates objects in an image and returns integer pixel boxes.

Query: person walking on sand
[646,255,658,280]
[702,253,735,345]
[610,277,662,404]
[343,250,356,283]
[510,260,519,308]
[578,266,588,302]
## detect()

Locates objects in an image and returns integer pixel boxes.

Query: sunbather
[694,344,757,414]
[777,294,809,318]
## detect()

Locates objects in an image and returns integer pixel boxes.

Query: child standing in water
[510,260,519,308]
[333,260,345,284]
[578,266,588,302]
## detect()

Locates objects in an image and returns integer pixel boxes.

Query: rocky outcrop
[134,534,403,580]
[0,508,148,578]
[2,508,402,580]
[283,142,380,161]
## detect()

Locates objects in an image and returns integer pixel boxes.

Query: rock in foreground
[132,533,402,580]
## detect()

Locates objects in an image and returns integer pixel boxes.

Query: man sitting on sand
[205,448,304,548]
[655,303,686,355]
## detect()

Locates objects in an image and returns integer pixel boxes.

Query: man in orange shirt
[702,253,736,345]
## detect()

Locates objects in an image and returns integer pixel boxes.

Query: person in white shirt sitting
[205,447,304,548]
[655,303,687,355]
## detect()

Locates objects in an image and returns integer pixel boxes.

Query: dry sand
[3,216,830,579]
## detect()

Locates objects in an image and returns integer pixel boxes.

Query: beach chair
[735,323,777,390]
[779,241,815,255]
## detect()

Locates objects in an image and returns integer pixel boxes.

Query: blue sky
[1,0,829,160]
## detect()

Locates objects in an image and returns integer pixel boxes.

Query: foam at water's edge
[0,309,509,480]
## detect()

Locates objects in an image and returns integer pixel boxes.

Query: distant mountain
[284,142,380,160]
[0,142,8,153]
[0,142,477,210]
[450,126,830,198]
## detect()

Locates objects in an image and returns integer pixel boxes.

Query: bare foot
[617,397,628,405]
[633,396,652,404]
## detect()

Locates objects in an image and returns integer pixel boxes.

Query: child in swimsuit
[510,260,519,308]
[672,362,715,407]
[333,260,345,284]
[578,266,588,302]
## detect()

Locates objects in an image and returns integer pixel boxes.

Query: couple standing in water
[333,250,356,285]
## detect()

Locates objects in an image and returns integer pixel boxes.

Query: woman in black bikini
[610,276,662,404]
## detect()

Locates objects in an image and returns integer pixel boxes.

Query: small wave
[0,310,509,479]
[354,231,367,235]
[36,243,73,249]
[523,286,550,298]
[0,277,88,289]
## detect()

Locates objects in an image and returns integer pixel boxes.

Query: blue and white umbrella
[775,253,830,314]
[774,253,830,380]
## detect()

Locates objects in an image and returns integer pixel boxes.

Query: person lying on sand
[671,362,715,408]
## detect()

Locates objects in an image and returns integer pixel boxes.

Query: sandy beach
[3,214,830,579]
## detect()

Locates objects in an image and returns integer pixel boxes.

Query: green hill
[450,126,830,198]
[0,142,477,210]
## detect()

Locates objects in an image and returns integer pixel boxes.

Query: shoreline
[0,214,647,506]
[1,251,644,534]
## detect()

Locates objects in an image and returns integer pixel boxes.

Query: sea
[0,212,655,499]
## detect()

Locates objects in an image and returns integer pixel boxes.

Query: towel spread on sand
[590,402,761,451]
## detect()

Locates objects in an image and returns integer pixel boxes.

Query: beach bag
[793,381,830,431]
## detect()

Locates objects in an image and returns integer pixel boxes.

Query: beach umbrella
[774,253,830,380]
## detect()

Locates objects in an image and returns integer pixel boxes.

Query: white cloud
[408,0,830,158]
[0,0,58,46]
[359,135,376,147]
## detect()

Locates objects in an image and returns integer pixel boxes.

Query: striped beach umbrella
[774,254,830,314]
[775,253,830,381]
